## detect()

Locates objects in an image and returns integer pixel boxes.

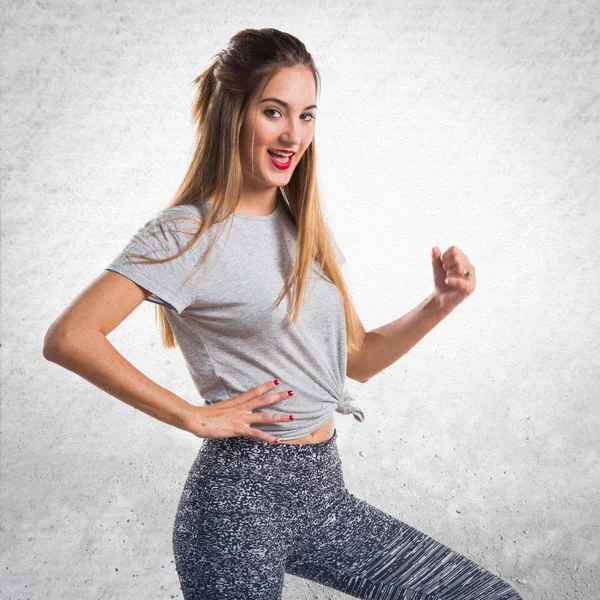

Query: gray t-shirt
[105,196,365,440]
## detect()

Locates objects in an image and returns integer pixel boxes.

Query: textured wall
[2,1,598,598]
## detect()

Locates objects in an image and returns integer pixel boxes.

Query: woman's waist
[197,423,343,480]
[277,415,335,444]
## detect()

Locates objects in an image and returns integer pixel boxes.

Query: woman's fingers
[233,379,294,412]
[238,380,295,443]
[246,429,283,444]
[250,408,295,424]
[190,379,295,444]
[226,378,283,406]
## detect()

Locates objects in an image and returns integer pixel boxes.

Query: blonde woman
[44,27,523,600]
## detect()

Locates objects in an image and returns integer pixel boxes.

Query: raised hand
[431,245,476,313]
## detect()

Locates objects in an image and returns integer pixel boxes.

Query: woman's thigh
[285,488,523,600]
[172,459,286,600]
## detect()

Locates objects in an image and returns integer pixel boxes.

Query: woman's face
[239,66,317,192]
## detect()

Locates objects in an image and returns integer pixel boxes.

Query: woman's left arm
[347,246,476,383]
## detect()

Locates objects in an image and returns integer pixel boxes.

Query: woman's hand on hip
[182,379,295,444]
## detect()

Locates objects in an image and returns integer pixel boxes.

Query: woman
[44,28,523,600]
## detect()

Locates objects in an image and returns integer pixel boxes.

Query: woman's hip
[177,428,345,515]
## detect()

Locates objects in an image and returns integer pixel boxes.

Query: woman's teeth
[268,150,292,163]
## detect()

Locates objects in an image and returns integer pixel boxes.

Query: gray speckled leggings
[172,429,523,600]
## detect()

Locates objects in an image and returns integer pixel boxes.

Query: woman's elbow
[346,368,370,384]
[43,324,77,363]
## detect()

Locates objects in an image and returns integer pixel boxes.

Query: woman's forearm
[358,292,451,382]
[43,329,197,431]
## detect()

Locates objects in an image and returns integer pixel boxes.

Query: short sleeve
[105,208,201,314]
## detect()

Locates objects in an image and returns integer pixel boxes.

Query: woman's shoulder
[143,202,211,232]
[117,203,212,254]
[154,202,207,221]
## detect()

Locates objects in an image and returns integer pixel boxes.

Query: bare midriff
[277,416,335,444]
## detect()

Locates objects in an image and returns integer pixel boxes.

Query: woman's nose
[280,123,302,145]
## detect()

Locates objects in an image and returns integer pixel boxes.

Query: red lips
[268,151,293,170]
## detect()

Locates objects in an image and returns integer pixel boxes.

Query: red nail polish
[289,415,294,420]
[273,379,280,385]
[273,439,279,444]
[287,390,294,396]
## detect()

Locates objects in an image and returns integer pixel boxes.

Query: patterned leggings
[172,429,523,599]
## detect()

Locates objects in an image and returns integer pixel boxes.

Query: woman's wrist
[175,399,201,433]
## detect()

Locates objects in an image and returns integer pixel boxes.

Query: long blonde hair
[135,28,363,354]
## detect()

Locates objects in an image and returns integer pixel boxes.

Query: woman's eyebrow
[259,97,317,110]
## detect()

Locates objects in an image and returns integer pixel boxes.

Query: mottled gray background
[2,1,599,599]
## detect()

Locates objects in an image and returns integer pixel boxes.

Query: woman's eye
[264,108,315,122]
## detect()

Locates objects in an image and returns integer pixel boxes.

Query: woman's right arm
[42,271,293,442]
[42,270,197,431]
